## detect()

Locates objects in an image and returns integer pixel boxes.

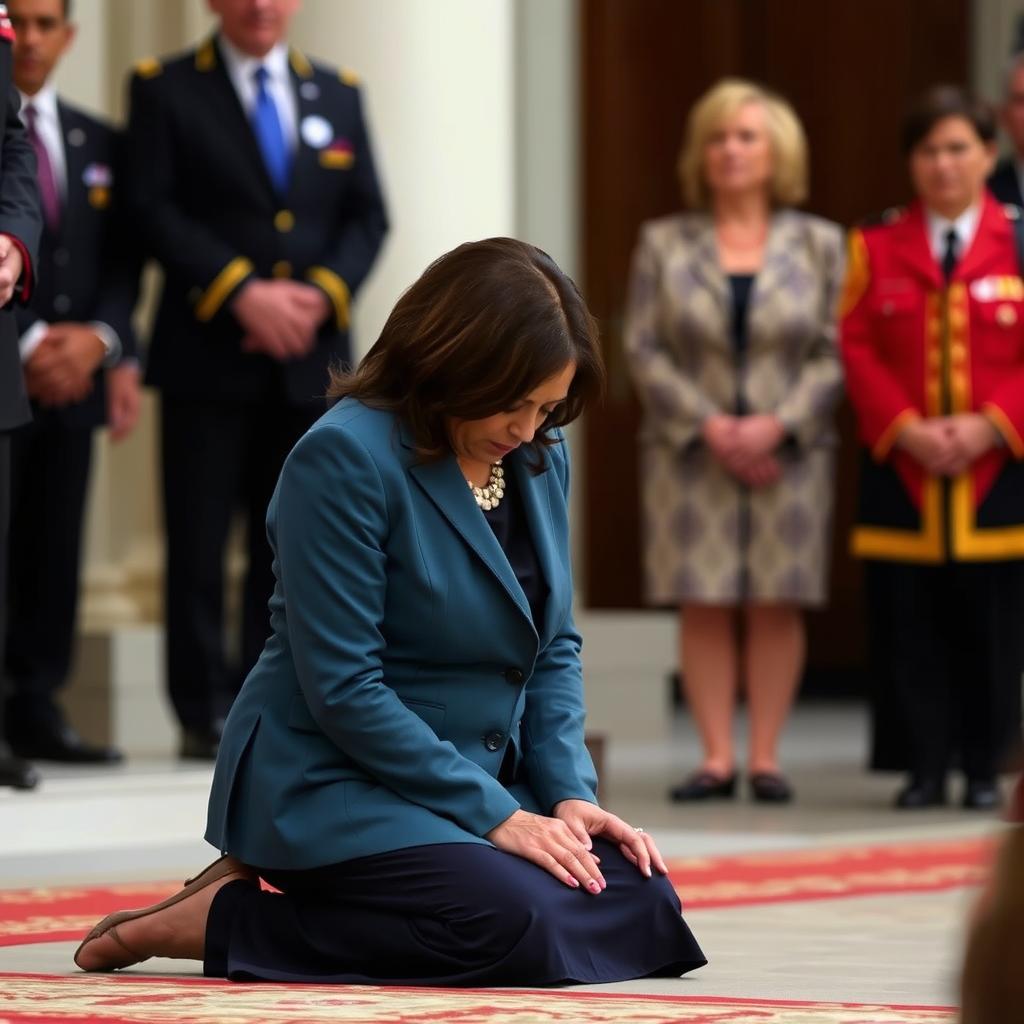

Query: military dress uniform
[840,193,1024,794]
[4,93,139,759]
[123,36,388,750]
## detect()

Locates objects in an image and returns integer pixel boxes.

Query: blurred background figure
[988,29,1024,206]
[841,86,1024,811]
[0,0,44,791]
[122,0,388,760]
[624,79,844,805]
[3,0,141,766]
[960,775,1024,1023]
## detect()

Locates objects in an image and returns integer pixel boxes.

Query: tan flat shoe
[73,854,256,972]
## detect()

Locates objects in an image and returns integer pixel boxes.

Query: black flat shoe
[11,724,123,764]
[963,779,1001,811]
[894,776,947,810]
[0,753,39,790]
[668,770,737,802]
[749,772,793,803]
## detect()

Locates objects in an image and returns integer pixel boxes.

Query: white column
[289,0,517,360]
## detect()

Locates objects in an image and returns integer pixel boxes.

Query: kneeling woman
[75,239,706,985]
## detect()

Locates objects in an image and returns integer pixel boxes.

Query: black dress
[204,467,706,986]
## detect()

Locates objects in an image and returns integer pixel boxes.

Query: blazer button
[53,247,70,267]
[504,668,524,685]
[483,731,504,752]
[53,294,71,314]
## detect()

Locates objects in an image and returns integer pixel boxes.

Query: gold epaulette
[339,67,361,87]
[134,57,162,79]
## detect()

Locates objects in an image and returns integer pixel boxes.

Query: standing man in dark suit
[0,3,43,789]
[989,55,1024,206]
[124,0,387,759]
[3,0,141,765]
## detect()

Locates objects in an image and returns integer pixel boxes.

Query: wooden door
[581,0,970,683]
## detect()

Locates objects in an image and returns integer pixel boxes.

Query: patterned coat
[624,210,845,606]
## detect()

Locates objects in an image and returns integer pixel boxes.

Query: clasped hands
[896,414,1000,476]
[485,799,668,892]
[232,278,331,361]
[25,325,141,439]
[702,413,786,488]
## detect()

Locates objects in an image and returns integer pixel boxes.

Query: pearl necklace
[467,460,505,511]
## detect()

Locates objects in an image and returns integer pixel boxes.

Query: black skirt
[205,837,706,986]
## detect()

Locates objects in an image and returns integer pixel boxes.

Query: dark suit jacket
[123,36,388,408]
[14,102,140,431]
[989,158,1024,208]
[0,41,42,432]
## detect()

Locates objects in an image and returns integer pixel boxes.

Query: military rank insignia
[320,138,355,170]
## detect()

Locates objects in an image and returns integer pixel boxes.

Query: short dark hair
[327,237,605,467]
[64,0,71,17]
[902,85,997,155]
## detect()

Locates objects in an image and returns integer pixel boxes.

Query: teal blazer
[205,399,598,869]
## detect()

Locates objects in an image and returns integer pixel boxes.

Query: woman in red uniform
[841,86,1024,811]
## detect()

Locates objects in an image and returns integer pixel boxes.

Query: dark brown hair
[328,237,604,466]
[902,85,996,156]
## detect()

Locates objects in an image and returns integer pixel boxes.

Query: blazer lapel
[408,448,536,630]
[953,193,1011,283]
[509,451,564,645]
[285,49,320,205]
[197,36,278,201]
[892,202,944,290]
[684,214,730,325]
[57,103,85,244]
[746,211,805,351]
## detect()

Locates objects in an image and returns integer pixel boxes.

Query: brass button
[274,209,295,233]
[272,260,292,278]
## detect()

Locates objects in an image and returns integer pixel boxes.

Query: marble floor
[0,701,1003,1008]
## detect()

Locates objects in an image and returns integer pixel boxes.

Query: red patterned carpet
[0,973,957,1023]
[0,835,994,948]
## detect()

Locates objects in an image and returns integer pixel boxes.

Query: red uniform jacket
[841,194,1024,563]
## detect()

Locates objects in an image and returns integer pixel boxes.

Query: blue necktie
[251,66,290,194]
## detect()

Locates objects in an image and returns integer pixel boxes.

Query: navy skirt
[205,837,706,986]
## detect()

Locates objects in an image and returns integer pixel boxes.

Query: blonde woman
[625,79,844,803]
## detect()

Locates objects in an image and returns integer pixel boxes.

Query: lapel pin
[300,114,332,149]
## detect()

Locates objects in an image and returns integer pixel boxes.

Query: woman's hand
[486,809,606,893]
[945,414,1001,475]
[553,799,669,880]
[897,418,962,476]
[702,414,741,465]
[732,415,786,462]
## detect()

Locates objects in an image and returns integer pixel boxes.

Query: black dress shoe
[0,753,40,790]
[963,779,1002,811]
[749,772,794,804]
[669,770,737,802]
[894,776,947,809]
[179,728,220,761]
[10,724,123,764]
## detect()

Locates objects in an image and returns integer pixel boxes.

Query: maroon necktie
[24,104,60,233]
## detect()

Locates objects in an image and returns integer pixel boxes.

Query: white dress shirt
[16,84,121,366]
[925,203,981,268]
[218,35,298,151]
